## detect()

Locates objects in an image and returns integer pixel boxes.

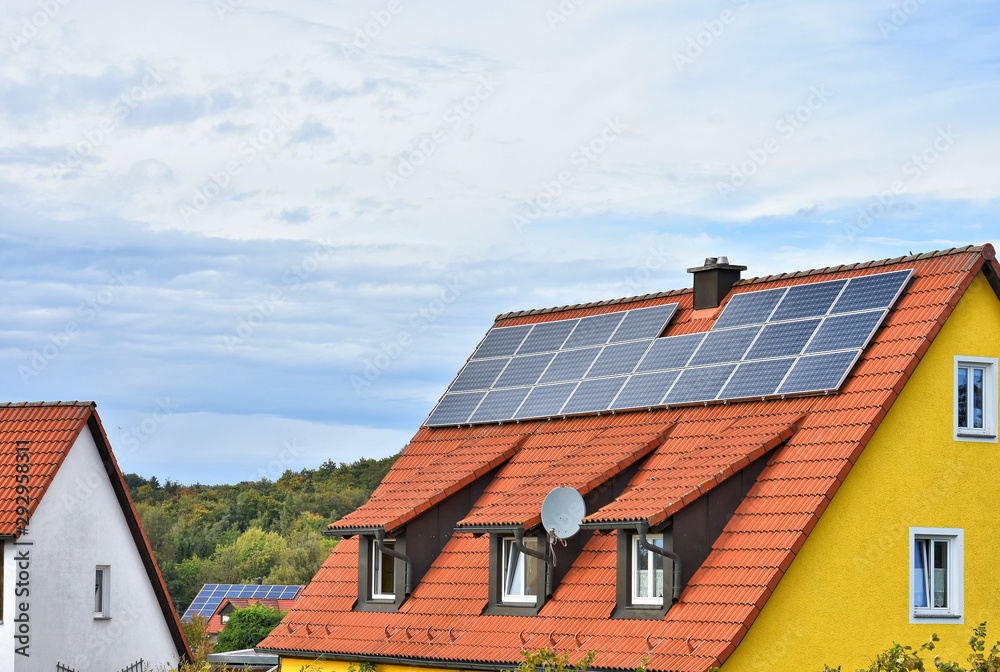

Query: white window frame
[95,565,111,619]
[954,356,998,442]
[501,537,538,604]
[909,527,963,624]
[631,534,665,606]
[371,539,395,601]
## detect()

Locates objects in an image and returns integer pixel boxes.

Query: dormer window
[502,536,539,604]
[372,539,396,600]
[355,533,407,611]
[631,534,664,606]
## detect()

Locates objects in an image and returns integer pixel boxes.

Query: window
[910,528,963,623]
[371,539,395,600]
[955,356,998,442]
[501,537,539,604]
[631,534,664,606]
[95,566,110,618]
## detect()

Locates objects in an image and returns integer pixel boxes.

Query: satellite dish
[541,487,586,540]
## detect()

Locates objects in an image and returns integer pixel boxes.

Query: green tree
[214,603,286,652]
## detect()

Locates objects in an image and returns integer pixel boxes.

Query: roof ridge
[494,244,986,322]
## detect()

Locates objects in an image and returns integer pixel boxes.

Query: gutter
[636,521,682,603]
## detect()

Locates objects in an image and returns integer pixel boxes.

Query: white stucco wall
[0,539,18,668]
[12,427,181,672]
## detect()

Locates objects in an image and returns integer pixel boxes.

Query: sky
[0,0,997,484]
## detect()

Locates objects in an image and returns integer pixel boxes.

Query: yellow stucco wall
[721,270,1000,672]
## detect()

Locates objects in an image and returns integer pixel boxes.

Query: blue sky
[1,0,997,483]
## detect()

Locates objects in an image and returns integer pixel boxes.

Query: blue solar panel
[472,325,531,359]
[688,327,760,367]
[182,584,305,620]
[610,304,677,342]
[611,371,681,409]
[770,279,846,322]
[538,347,601,384]
[562,312,625,349]
[664,364,737,405]
[635,333,705,372]
[586,341,652,378]
[516,320,577,355]
[469,387,531,423]
[450,358,509,392]
[562,377,628,415]
[831,269,911,314]
[744,319,821,361]
[720,357,797,399]
[805,310,886,354]
[713,288,784,329]
[493,353,553,388]
[514,382,578,419]
[778,350,859,394]
[426,392,484,425]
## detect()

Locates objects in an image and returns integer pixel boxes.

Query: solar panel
[563,312,625,349]
[713,288,784,329]
[471,325,530,360]
[770,279,847,322]
[778,350,860,394]
[516,320,577,355]
[610,304,677,342]
[831,269,912,314]
[744,319,821,360]
[805,310,886,354]
[469,387,531,423]
[635,333,705,372]
[688,326,760,367]
[426,392,485,425]
[182,584,304,620]
[586,340,652,378]
[493,353,553,388]
[538,347,601,384]
[611,371,680,409]
[562,377,628,415]
[664,364,737,405]
[425,269,909,426]
[720,357,797,399]
[450,358,509,392]
[514,382,578,419]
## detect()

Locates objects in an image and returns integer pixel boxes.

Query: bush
[821,623,1000,672]
[215,603,286,652]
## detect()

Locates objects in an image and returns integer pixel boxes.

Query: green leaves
[214,603,286,652]
[820,625,1000,672]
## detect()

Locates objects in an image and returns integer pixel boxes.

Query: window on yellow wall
[910,528,963,624]
[955,356,998,442]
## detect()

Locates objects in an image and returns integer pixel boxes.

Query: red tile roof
[260,245,1000,672]
[0,402,193,662]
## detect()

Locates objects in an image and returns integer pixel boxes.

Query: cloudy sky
[1,0,997,483]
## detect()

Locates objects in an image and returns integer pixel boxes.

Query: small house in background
[259,245,1000,672]
[0,401,191,671]
[183,583,303,640]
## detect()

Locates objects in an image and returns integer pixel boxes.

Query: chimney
[687,256,747,310]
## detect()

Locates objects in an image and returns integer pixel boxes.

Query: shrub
[214,603,286,652]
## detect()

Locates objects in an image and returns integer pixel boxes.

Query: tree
[214,603,286,652]
[180,614,213,664]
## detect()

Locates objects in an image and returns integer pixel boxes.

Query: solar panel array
[182,584,303,621]
[425,269,912,427]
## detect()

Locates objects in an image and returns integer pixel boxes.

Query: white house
[0,401,191,672]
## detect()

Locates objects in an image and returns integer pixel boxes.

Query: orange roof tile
[260,245,1000,672]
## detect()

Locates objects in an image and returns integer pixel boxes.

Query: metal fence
[56,660,144,672]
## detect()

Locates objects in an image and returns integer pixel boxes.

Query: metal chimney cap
[687,258,748,273]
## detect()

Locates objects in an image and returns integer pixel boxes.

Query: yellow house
[260,244,1000,672]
